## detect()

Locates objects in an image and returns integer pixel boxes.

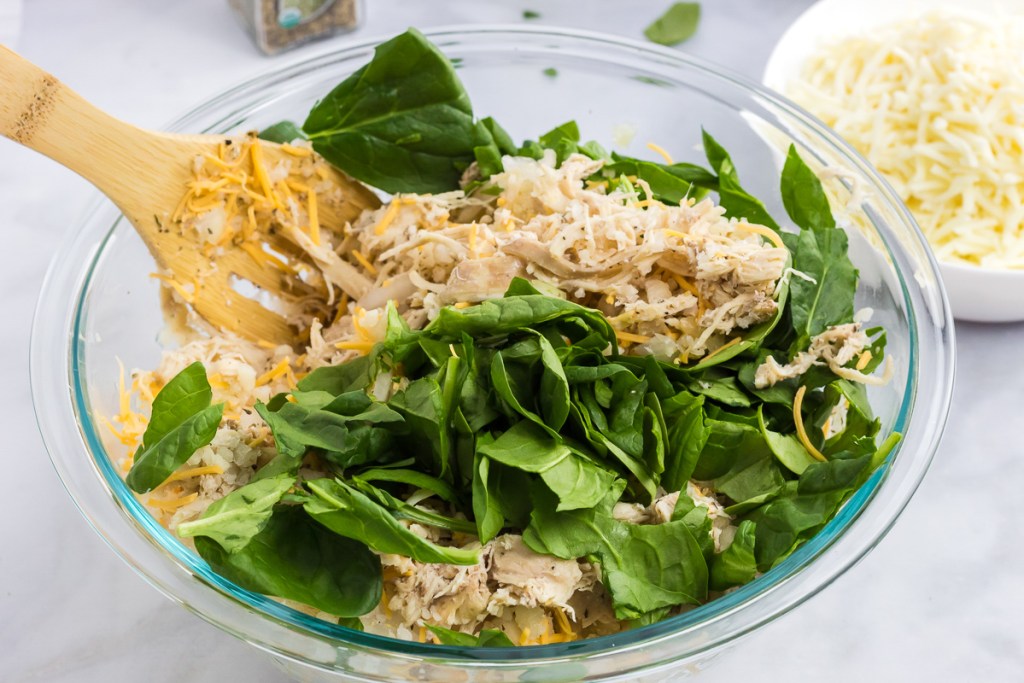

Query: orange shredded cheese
[615,329,652,345]
[519,627,532,646]
[373,200,403,236]
[671,273,700,297]
[553,607,574,637]
[256,358,292,386]
[702,336,743,361]
[646,141,675,165]
[281,143,312,157]
[307,188,321,245]
[160,465,224,485]
[249,138,282,210]
[351,249,379,276]
[735,222,786,249]
[856,350,873,371]
[149,272,195,304]
[794,385,828,463]
[148,492,199,512]
[335,340,376,354]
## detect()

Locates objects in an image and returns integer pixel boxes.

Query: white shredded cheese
[789,11,1024,269]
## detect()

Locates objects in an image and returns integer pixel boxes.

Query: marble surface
[1,1,1021,681]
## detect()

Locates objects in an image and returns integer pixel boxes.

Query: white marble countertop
[2,0,1022,681]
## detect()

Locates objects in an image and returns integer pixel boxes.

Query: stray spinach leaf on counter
[125,362,224,493]
[522,10,541,20]
[130,30,898,634]
[644,3,702,47]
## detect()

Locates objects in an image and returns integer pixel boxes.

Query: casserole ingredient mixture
[108,29,897,646]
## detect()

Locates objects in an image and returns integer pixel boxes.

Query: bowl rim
[31,23,956,672]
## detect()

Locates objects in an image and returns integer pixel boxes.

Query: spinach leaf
[601,154,716,204]
[196,506,381,617]
[670,491,714,560]
[781,145,835,231]
[472,454,504,543]
[539,449,619,511]
[126,363,224,493]
[258,121,306,144]
[254,397,402,465]
[758,406,818,475]
[304,479,479,565]
[477,421,570,472]
[489,350,556,437]
[302,29,478,193]
[356,467,457,504]
[297,349,381,394]
[524,485,707,619]
[538,120,580,148]
[569,401,658,503]
[660,391,708,492]
[709,520,757,590]
[787,228,857,343]
[701,129,780,230]
[644,2,702,46]
[749,488,848,570]
[694,419,784,504]
[425,286,615,346]
[349,477,476,534]
[389,377,450,479]
[426,625,515,647]
[535,332,571,431]
[177,474,295,552]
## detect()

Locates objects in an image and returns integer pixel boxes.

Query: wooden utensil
[0,46,380,343]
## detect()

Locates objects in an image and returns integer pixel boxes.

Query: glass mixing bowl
[31,26,955,683]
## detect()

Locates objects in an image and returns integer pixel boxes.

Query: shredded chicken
[341,151,787,362]
[753,322,894,389]
[359,533,597,643]
[613,484,737,554]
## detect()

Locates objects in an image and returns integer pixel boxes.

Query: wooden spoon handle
[0,45,175,208]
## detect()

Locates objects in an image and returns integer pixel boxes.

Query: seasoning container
[229,0,361,55]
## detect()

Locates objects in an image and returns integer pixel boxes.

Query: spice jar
[229,0,361,55]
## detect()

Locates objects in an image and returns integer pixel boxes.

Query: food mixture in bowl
[106,29,898,647]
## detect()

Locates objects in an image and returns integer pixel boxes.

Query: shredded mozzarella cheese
[790,11,1024,268]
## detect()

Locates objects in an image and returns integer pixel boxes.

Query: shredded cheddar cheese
[702,336,743,362]
[160,465,225,485]
[615,330,653,345]
[256,357,292,386]
[646,141,675,165]
[793,385,827,463]
[736,222,785,249]
[351,249,379,275]
[148,492,199,512]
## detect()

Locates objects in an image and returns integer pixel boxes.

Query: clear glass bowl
[31,26,955,683]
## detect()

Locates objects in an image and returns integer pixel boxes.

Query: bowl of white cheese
[764,0,1024,322]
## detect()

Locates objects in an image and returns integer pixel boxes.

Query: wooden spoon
[0,46,380,344]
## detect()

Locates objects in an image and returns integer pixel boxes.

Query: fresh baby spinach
[126,362,224,493]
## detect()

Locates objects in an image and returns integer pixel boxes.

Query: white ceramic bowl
[763,0,1024,322]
